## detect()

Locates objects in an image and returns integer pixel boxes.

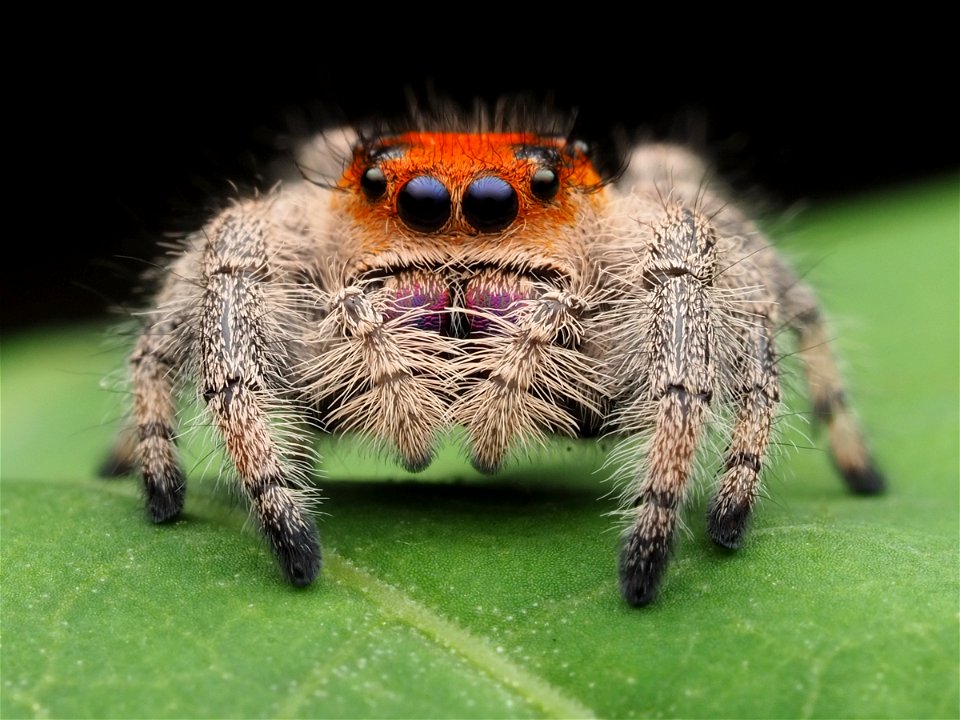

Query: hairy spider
[103,105,884,606]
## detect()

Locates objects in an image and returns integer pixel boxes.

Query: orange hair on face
[338,132,605,240]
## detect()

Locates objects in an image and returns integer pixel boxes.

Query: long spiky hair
[291,92,627,195]
[403,92,580,135]
[347,92,625,186]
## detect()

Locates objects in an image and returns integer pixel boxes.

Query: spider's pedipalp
[306,283,452,472]
[453,288,603,473]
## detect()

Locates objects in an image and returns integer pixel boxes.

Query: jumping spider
[103,107,884,606]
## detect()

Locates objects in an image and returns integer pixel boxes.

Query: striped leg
[199,207,319,586]
[707,305,780,547]
[130,322,186,522]
[783,284,885,494]
[618,206,717,606]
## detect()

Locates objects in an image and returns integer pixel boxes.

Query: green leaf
[2,177,957,719]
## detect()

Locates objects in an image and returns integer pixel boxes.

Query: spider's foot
[98,449,136,478]
[827,411,887,495]
[256,485,322,587]
[99,430,140,478]
[840,462,886,495]
[618,521,674,607]
[706,496,752,550]
[268,520,322,587]
[144,468,186,523]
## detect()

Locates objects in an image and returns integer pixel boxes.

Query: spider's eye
[397,175,451,232]
[361,166,387,200]
[531,167,560,201]
[463,176,518,233]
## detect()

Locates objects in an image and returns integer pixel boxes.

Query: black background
[5,33,955,332]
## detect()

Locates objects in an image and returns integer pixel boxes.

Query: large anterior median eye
[398,176,451,232]
[463,176,518,233]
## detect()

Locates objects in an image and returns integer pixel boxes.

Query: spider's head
[335,132,607,276]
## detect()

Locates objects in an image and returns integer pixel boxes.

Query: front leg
[199,204,320,586]
[612,206,717,606]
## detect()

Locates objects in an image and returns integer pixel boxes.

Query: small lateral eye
[463,176,518,233]
[361,166,387,200]
[531,167,560,201]
[398,175,451,232]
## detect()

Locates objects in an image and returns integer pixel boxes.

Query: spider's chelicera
[103,113,884,606]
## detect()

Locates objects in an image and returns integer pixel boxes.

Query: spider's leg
[199,204,320,586]
[129,314,187,522]
[615,206,717,607]
[707,303,779,548]
[99,417,140,478]
[781,282,885,494]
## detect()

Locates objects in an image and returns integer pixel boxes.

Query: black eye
[361,166,387,200]
[531,167,559,201]
[397,175,451,232]
[463,176,518,233]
